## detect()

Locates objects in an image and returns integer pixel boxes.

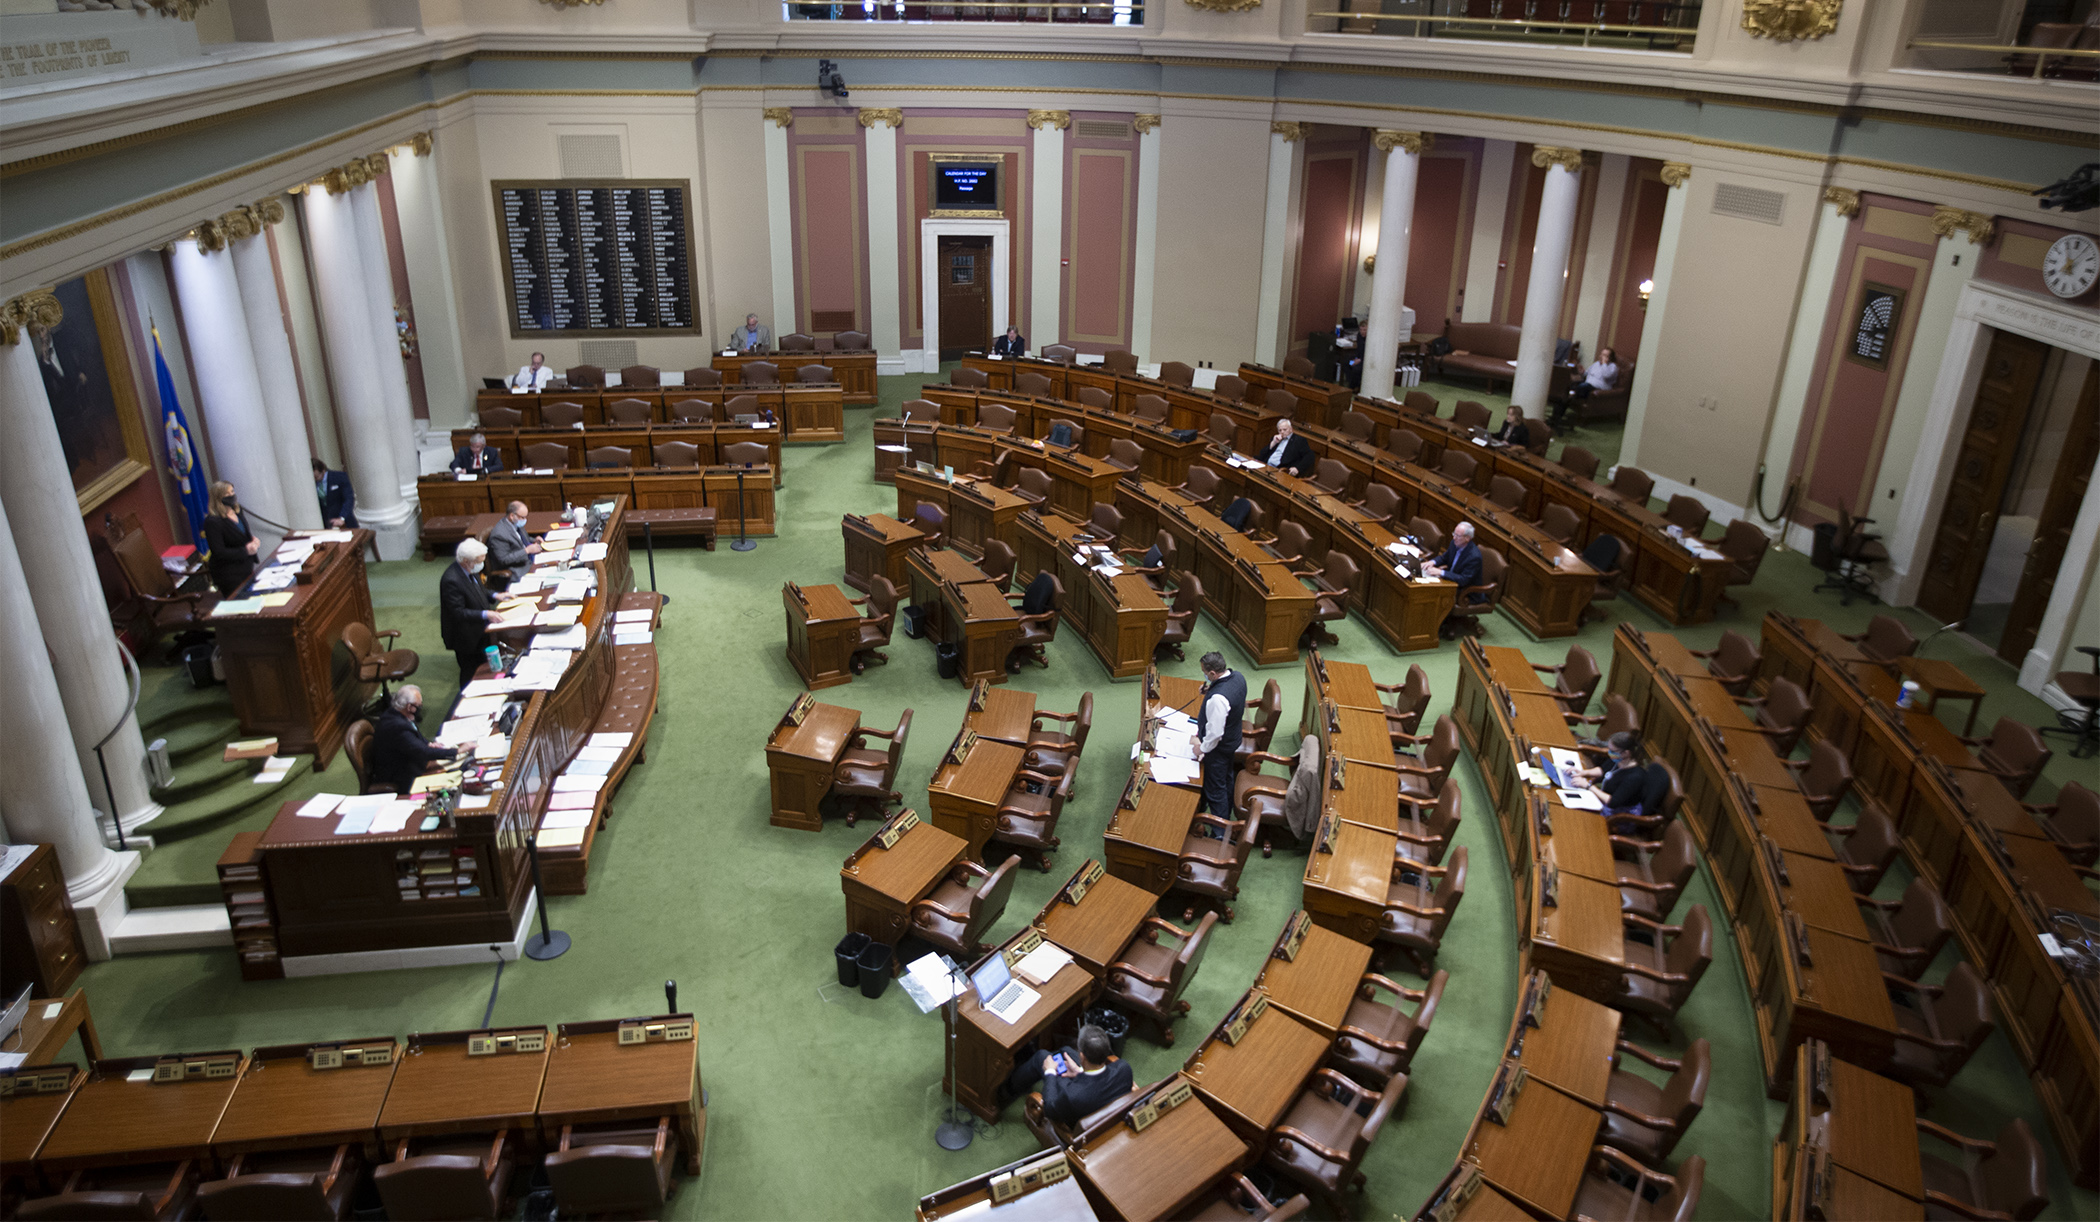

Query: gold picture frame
[38,269,152,514]
[928,152,1004,219]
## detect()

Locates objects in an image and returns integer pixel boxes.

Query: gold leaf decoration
[1740,0,1841,42]
[0,289,63,346]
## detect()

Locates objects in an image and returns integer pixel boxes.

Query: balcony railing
[784,2,1143,24]
[1905,37,2100,82]
[1309,1,1700,53]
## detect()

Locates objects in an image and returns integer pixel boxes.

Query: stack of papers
[1148,756,1201,785]
[292,530,356,543]
[331,793,391,834]
[577,745,623,763]
[544,528,585,546]
[590,732,633,749]
[475,736,510,761]
[577,542,609,562]
[460,678,515,698]
[1012,940,1073,986]
[899,953,964,1013]
[534,548,574,567]
[212,597,267,617]
[553,773,606,793]
[536,826,586,848]
[541,806,594,830]
[437,718,488,746]
[555,575,594,601]
[297,793,344,819]
[615,608,655,625]
[252,756,296,785]
[369,800,424,834]
[535,605,580,629]
[614,629,653,646]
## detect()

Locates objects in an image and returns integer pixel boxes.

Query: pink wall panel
[1065,147,1135,346]
[789,139,869,334]
[1603,169,1668,364]
[1496,146,1544,324]
[899,112,1032,347]
[1290,151,1362,356]
[1408,145,1476,332]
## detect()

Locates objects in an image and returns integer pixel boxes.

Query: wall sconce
[1638,278,1654,310]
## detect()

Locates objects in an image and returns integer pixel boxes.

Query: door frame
[916,218,1009,374]
[1888,279,2100,707]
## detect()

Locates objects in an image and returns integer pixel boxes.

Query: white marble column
[1362,131,1428,402]
[1617,172,1690,473]
[228,201,324,531]
[170,231,292,552]
[861,108,904,366]
[1028,109,1069,350]
[388,136,471,431]
[348,170,422,498]
[1510,146,1585,413]
[1129,113,1162,363]
[300,182,414,559]
[0,291,159,855]
[1461,139,1516,323]
[1255,121,1304,368]
[763,108,798,346]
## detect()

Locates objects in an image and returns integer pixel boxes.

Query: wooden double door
[937,235,991,360]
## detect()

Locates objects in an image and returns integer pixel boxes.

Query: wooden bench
[539,592,663,896]
[421,514,480,560]
[628,507,718,551]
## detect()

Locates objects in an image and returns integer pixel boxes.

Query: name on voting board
[494,180,698,337]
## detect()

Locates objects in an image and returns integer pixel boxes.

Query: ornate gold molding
[1823,187,1861,217]
[143,0,211,19]
[1271,121,1306,143]
[189,219,227,253]
[405,131,434,157]
[539,0,608,8]
[1183,0,1262,10]
[1931,205,1996,246]
[764,107,795,129]
[1741,0,1841,42]
[252,196,286,226]
[1660,161,1691,188]
[217,205,260,243]
[1027,109,1072,132]
[1531,145,1584,172]
[1373,130,1433,155]
[857,107,904,130]
[362,153,390,176]
[0,289,62,347]
[1133,113,1161,134]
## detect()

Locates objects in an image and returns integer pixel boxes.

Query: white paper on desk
[1548,748,1586,776]
[126,1067,155,1082]
[590,732,633,748]
[0,1052,23,1071]
[544,528,585,543]
[577,745,622,763]
[533,624,588,652]
[297,793,344,819]
[438,718,491,746]
[453,694,511,718]
[476,736,510,761]
[1472,436,1490,446]
[1558,788,1605,812]
[540,807,593,830]
[565,757,613,776]
[299,530,356,543]
[614,630,653,646]
[212,597,266,616]
[460,678,515,697]
[457,793,493,811]
[548,790,596,810]
[369,806,415,835]
[1012,941,1073,987]
[338,794,391,818]
[1155,732,1197,762]
[577,542,608,562]
[1149,757,1202,785]
[614,608,654,623]
[253,757,296,784]
[333,809,375,835]
[553,773,606,793]
[1414,577,1444,585]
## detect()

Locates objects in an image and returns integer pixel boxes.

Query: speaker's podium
[211,529,377,767]
[783,581,861,689]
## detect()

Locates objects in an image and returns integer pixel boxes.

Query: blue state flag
[153,325,212,557]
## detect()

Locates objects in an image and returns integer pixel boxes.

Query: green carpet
[80,371,2095,1220]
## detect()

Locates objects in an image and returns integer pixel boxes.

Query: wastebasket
[1083,1006,1131,1058]
[1810,521,1838,572]
[856,942,894,999]
[902,605,928,639]
[935,642,961,680]
[834,932,870,988]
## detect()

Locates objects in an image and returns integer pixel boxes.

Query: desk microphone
[665,979,678,1013]
[1916,618,1965,656]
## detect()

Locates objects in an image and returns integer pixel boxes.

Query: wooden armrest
[1894,1028,1969,1053]
[1271,1124,1355,1165]
[1872,941,1933,962]
[1360,972,1425,1002]
[1621,960,1688,984]
[1621,913,1681,935]
[1241,751,1296,768]
[1589,1145,1675,1189]
[1617,877,1674,894]
[1855,895,1901,910]
[1613,1040,1681,1071]
[1336,1021,1410,1053]
[1108,963,1176,989]
[374,628,401,641]
[1608,834,1660,851]
[858,726,900,740]
[1032,709,1079,726]
[911,898,971,923]
[1883,970,1940,994]
[1565,712,1605,725]
[1686,647,1718,659]
[2021,801,2058,815]
[1601,1099,1678,1130]
[1137,915,1186,942]
[1915,1118,1999,1154]
[1372,681,1406,693]
[1918,1191,2014,1222]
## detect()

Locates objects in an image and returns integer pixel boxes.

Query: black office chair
[1812,501,1887,606]
[2041,646,2100,759]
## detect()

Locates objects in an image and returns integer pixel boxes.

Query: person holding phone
[1005,1025,1131,1125]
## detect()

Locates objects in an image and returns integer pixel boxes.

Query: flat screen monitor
[934,161,1001,211]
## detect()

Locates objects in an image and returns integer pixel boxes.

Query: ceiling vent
[559,134,625,179]
[1712,182,1786,226]
[1074,120,1131,140]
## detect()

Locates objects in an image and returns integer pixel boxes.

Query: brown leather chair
[1375,846,1466,976]
[1783,723,1852,812]
[1383,428,1423,466]
[542,1117,680,1217]
[1159,360,1196,387]
[911,501,946,549]
[740,360,779,385]
[1157,573,1203,661]
[1073,386,1112,412]
[1914,1116,2049,1222]
[951,365,990,388]
[1860,876,1953,979]
[1577,532,1630,628]
[521,441,573,470]
[1599,1037,1709,1164]
[1016,371,1054,397]
[725,395,762,424]
[899,398,941,422]
[606,397,652,425]
[1614,905,1712,1036]
[1300,551,1360,648]
[1716,519,1770,602]
[1437,448,1478,484]
[1107,438,1143,471]
[1207,412,1238,451]
[1395,783,1461,867]
[2026,781,2099,866]
[342,720,394,796]
[1393,715,1460,802]
[1337,410,1375,442]
[778,332,817,351]
[797,364,834,383]
[1609,465,1655,504]
[197,1146,360,1220]
[1612,821,1697,923]
[831,709,911,826]
[1262,1068,1405,1217]
[1401,390,1438,415]
[1568,692,1640,747]
[1829,808,1902,894]
[1100,348,1137,374]
[479,404,524,428]
[1267,520,1313,567]
[1041,343,1077,363]
[669,398,714,423]
[1962,717,2052,798]
[1406,516,1443,555]
[1351,483,1401,526]
[1735,677,1810,756]
[1559,444,1601,481]
[1663,494,1709,537]
[976,403,1018,434]
[565,364,605,388]
[1172,805,1261,922]
[835,330,870,349]
[342,622,418,697]
[1445,546,1506,638]
[1133,393,1169,423]
[1378,664,1432,737]
[1841,613,1919,666]
[1174,464,1221,505]
[1533,644,1602,714]
[848,576,897,671]
[586,445,632,469]
[979,538,1017,591]
[1009,574,1063,668]
[1688,629,1759,695]
[20,1162,198,1222]
[1022,691,1092,775]
[1015,467,1053,504]
[1120,530,1176,589]
[654,441,702,468]
[1884,963,1995,1091]
[540,401,585,429]
[1537,501,1582,545]
[1328,968,1445,1090]
[1571,1148,1704,1222]
[1487,475,1525,512]
[1087,502,1123,546]
[1102,912,1218,1044]
[681,366,723,388]
[910,855,1021,955]
[1238,679,1285,768]
[1022,1072,1142,1151]
[1264,388,1299,418]
[99,517,217,644]
[1214,374,1250,401]
[1452,400,1492,431]
[1235,747,1302,846]
[2043,646,2099,758]
[1311,458,1350,495]
[373,1132,513,1221]
[1604,759,1684,841]
[990,767,1074,872]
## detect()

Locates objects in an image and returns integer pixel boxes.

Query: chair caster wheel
[1261,840,1272,859]
[1182,906,1196,922]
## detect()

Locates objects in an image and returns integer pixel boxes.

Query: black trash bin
[902,605,928,639]
[856,942,894,998]
[1810,521,1838,572]
[1083,1006,1131,1058]
[935,642,961,680]
[834,932,870,988]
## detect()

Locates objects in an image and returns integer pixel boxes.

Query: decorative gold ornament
[190,219,227,253]
[1931,205,1995,246]
[1027,109,1072,132]
[1824,187,1861,217]
[252,197,286,227]
[406,131,434,157]
[363,153,390,176]
[764,108,795,129]
[1660,162,1691,188]
[143,0,211,19]
[1531,145,1585,172]
[217,206,260,242]
[1133,114,1161,134]
[1373,130,1433,156]
[1741,0,1841,42]
[0,289,62,346]
[1183,0,1262,10]
[1271,121,1306,143]
[857,108,904,130]
[1364,255,1375,274]
[538,0,608,8]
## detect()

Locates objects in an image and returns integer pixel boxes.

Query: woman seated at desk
[1568,732,1669,817]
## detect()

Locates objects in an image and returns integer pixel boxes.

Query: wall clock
[2042,232,2099,299]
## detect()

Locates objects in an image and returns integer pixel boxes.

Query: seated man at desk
[369,685,459,795]
[451,432,504,475]
[441,538,499,686]
[1420,521,1482,638]
[1006,1025,1132,1125]
[992,324,1027,358]
[1260,419,1314,477]
[733,313,771,352]
[485,501,540,592]
[512,351,554,390]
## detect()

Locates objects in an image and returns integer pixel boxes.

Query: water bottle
[484,645,504,677]
[1897,680,1921,710]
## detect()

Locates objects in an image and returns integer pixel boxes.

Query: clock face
[2042,233,2100,299]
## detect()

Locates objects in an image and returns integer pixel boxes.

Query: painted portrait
[34,270,150,511]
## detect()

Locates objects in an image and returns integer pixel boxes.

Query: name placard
[1274,910,1312,962]
[1063,859,1104,906]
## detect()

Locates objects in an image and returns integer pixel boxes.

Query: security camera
[2034,163,2098,213]
[818,59,849,100]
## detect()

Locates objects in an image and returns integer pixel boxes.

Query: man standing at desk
[1009,1026,1132,1126]
[451,432,504,475]
[441,538,500,686]
[1260,419,1314,478]
[486,501,540,592]
[368,685,458,795]
[313,458,357,529]
[1421,521,1482,638]
[1192,651,1247,817]
[511,351,554,391]
[733,313,771,352]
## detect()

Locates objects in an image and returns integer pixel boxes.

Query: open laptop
[483,377,508,390]
[970,954,1034,1022]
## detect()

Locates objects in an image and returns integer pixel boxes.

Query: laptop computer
[970,954,1033,1022]
[483,377,508,390]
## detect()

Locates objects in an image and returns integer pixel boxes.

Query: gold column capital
[1027,109,1071,132]
[1931,205,1995,247]
[1531,145,1585,173]
[0,289,62,346]
[218,205,261,242]
[362,153,390,176]
[1660,162,1691,188]
[1741,0,1841,42]
[1824,187,1861,217]
[251,196,287,226]
[1270,121,1306,143]
[406,131,434,157]
[1373,130,1433,156]
[1133,113,1161,134]
[190,219,228,253]
[764,107,795,129]
[857,107,904,130]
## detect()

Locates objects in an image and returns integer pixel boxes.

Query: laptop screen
[970,955,1012,1006]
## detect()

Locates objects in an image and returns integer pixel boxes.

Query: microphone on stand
[1917,618,1965,656]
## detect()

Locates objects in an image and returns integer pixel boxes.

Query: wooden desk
[38,1053,246,1171]
[841,819,969,948]
[1484,645,1553,694]
[0,1063,80,1181]
[842,513,924,594]
[1101,779,1200,895]
[714,348,877,405]
[928,736,1027,858]
[1509,979,1621,1107]
[1182,1001,1331,1145]
[1462,1073,1602,1219]
[1538,811,1617,882]
[1783,1043,1922,1200]
[918,1153,1101,1221]
[1529,871,1628,1003]
[1252,916,1373,1035]
[1302,820,1396,943]
[1067,1084,1248,1221]
[377,1029,548,1145]
[1328,764,1400,834]
[1044,449,1124,525]
[944,580,1025,686]
[212,531,376,767]
[1316,658,1386,714]
[211,1040,399,1157]
[1896,656,1986,737]
[1329,706,1399,772]
[1774,852,1873,939]
[1074,570,1168,681]
[1032,866,1156,986]
[945,478,1034,562]
[948,933,1095,1121]
[965,687,1038,746]
[539,1017,704,1174]
[908,548,994,641]
[765,700,859,831]
[784,582,862,690]
[6,991,104,1067]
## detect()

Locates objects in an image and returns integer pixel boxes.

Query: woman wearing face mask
[440,537,500,687]
[201,480,261,597]
[1572,731,1648,813]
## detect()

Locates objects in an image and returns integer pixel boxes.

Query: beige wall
[1148,102,1273,366]
[695,94,776,344]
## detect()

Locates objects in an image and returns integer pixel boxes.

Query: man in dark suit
[1259,419,1314,477]
[1009,1026,1132,1127]
[485,501,539,592]
[1423,521,1482,637]
[312,458,358,529]
[441,538,500,686]
[991,325,1027,358]
[368,686,458,795]
[450,432,503,475]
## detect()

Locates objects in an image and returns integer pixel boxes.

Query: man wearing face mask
[485,501,540,592]
[441,538,501,687]
[368,685,459,796]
